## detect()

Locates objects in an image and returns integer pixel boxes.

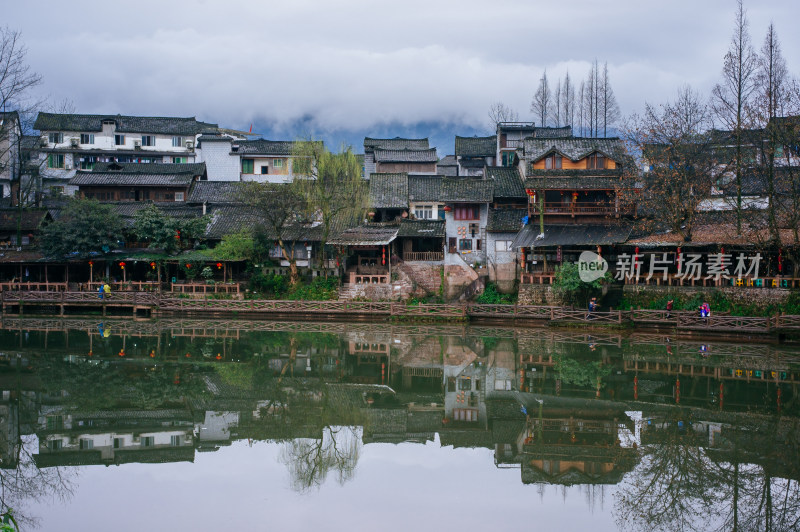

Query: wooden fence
[2,290,800,333]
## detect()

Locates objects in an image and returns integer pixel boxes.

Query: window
[172,136,183,147]
[113,438,123,449]
[79,438,94,450]
[501,151,515,167]
[458,378,472,390]
[242,158,254,174]
[141,436,155,447]
[452,408,478,422]
[414,205,433,219]
[80,133,95,145]
[175,192,184,202]
[47,439,63,451]
[141,135,155,147]
[170,435,181,446]
[47,154,65,168]
[260,166,269,174]
[79,156,96,170]
[48,132,63,144]
[459,239,473,251]
[49,186,64,196]
[273,159,283,168]
[173,157,187,164]
[114,134,126,146]
[495,240,513,252]
[545,153,562,169]
[468,222,479,237]
[46,415,64,430]
[454,205,479,220]
[588,153,606,169]
[476,239,482,251]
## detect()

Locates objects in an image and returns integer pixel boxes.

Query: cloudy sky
[6,0,800,152]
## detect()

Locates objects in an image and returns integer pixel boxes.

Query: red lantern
[185,263,191,269]
[443,205,452,212]
[149,350,155,358]
[88,260,94,267]
[216,262,222,270]
[779,249,783,273]
[382,246,386,266]
[150,261,156,270]
[119,261,125,270]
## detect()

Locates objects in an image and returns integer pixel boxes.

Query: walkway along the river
[2,290,800,335]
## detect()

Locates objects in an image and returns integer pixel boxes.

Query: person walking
[586,297,597,319]
[103,282,111,299]
[98,284,104,300]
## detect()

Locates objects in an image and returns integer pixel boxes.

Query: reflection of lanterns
[149,350,155,358]
[88,350,93,357]
[185,352,191,358]
[216,353,222,360]
[118,349,125,357]
[779,249,783,273]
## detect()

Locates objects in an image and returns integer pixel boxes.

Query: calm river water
[0,317,797,531]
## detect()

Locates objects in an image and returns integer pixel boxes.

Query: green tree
[133,204,207,253]
[292,140,367,270]
[552,261,608,307]
[39,198,124,258]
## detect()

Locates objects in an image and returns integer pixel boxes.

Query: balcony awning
[512,223,631,249]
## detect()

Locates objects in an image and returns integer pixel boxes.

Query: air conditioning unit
[40,135,49,147]
[134,140,142,149]
[185,140,194,150]
[70,137,79,147]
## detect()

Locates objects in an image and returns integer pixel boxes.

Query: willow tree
[291,140,367,271]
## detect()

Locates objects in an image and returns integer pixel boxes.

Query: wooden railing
[171,282,241,294]
[403,251,444,262]
[552,308,624,323]
[0,282,67,292]
[83,281,160,292]
[391,303,466,318]
[676,313,771,333]
[528,202,634,216]
[2,291,159,305]
[520,273,555,285]
[348,272,389,285]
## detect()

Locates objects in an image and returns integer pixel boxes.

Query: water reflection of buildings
[0,320,796,497]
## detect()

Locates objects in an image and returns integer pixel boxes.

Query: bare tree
[562,71,576,130]
[551,78,562,127]
[578,81,586,136]
[600,62,621,137]
[584,61,601,137]
[625,86,717,242]
[531,70,551,127]
[487,101,519,131]
[711,0,759,235]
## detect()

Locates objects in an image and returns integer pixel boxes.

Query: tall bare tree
[578,81,586,136]
[531,70,551,127]
[600,62,621,137]
[551,78,562,127]
[487,101,519,131]
[711,0,759,235]
[584,60,602,137]
[562,71,576,130]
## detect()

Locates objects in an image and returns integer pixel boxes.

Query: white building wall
[197,141,240,181]
[444,203,488,267]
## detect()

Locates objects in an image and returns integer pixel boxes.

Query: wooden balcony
[520,273,555,285]
[171,282,241,294]
[348,272,389,285]
[528,202,634,217]
[403,251,444,262]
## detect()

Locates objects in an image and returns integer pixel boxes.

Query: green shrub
[475,283,516,304]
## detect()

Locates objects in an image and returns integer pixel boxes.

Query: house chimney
[202,201,207,215]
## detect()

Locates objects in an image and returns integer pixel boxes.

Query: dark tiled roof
[70,171,196,188]
[188,181,247,203]
[440,177,493,203]
[91,162,206,175]
[197,134,233,143]
[437,155,458,176]
[487,208,527,233]
[329,224,399,246]
[374,148,438,163]
[205,205,264,239]
[512,223,632,248]
[398,219,445,238]
[486,166,525,198]
[455,136,496,157]
[523,137,627,162]
[112,202,203,222]
[408,175,442,202]
[369,173,408,209]
[33,113,218,135]
[532,126,573,139]
[524,176,628,190]
[364,137,429,151]
[234,139,295,155]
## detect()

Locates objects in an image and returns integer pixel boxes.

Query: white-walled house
[32,113,219,197]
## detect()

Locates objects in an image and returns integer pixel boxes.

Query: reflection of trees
[279,426,361,493]
[615,413,800,532]
[1,436,75,528]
